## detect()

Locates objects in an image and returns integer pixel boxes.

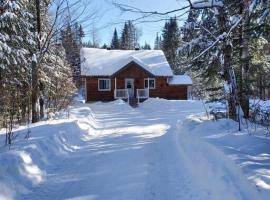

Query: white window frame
[144,78,155,89]
[98,78,111,91]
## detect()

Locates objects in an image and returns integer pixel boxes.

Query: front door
[125,78,134,97]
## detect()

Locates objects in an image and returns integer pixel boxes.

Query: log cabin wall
[150,77,188,100]
[85,62,188,102]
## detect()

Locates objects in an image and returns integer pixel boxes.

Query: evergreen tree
[178,0,270,119]
[120,21,140,50]
[154,33,162,50]
[127,20,136,49]
[181,8,223,101]
[162,17,181,72]
[111,28,120,49]
[61,23,81,86]
[101,43,108,49]
[142,42,151,50]
[0,0,35,141]
[78,25,85,47]
[121,22,129,50]
[0,0,34,73]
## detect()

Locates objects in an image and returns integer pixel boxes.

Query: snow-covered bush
[250,100,270,135]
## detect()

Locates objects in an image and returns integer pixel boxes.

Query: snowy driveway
[14,99,261,200]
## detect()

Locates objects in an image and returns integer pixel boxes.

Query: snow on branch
[112,2,190,16]
[192,16,243,62]
[191,34,222,61]
[188,0,224,9]
[112,0,224,18]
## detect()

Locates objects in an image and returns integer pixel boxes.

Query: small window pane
[149,80,155,88]
[144,79,155,89]
[144,80,148,88]
[99,79,110,90]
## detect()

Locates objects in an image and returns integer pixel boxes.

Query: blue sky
[81,0,189,48]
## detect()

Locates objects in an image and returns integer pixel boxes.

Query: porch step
[128,98,138,107]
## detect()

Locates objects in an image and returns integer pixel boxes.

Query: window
[98,79,111,91]
[144,78,155,89]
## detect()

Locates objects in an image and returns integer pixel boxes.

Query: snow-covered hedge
[250,100,270,134]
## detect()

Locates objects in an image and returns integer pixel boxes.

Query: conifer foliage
[120,20,141,50]
[61,22,84,86]
[0,0,35,145]
[142,42,151,50]
[0,0,80,145]
[111,28,120,49]
[161,17,181,73]
[154,33,162,50]
[179,0,270,120]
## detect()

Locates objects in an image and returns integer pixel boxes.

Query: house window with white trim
[98,79,111,91]
[144,78,155,89]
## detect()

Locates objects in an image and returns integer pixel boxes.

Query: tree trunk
[32,60,39,123]
[240,0,251,118]
[218,8,237,119]
[32,0,41,123]
[39,97,44,119]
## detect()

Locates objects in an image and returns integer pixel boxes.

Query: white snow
[168,75,193,85]
[0,96,269,200]
[80,48,173,77]
[191,0,224,8]
[250,99,270,112]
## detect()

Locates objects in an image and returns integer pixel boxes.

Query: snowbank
[178,116,270,199]
[0,97,269,199]
[0,117,90,199]
[140,98,205,113]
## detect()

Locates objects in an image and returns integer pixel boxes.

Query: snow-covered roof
[80,48,173,76]
[168,75,193,85]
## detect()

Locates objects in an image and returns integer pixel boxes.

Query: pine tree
[162,17,181,72]
[178,0,270,119]
[0,0,82,135]
[0,0,34,73]
[0,0,35,142]
[142,42,151,50]
[61,23,81,86]
[101,43,108,49]
[121,22,129,50]
[127,20,136,49]
[120,21,140,50]
[154,33,161,50]
[111,28,120,49]
[78,25,85,47]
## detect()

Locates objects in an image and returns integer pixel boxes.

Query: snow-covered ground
[0,97,269,200]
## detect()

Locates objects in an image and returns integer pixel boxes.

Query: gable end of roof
[111,60,155,77]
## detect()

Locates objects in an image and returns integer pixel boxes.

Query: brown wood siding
[113,61,154,78]
[86,77,114,101]
[149,77,188,100]
[85,62,188,101]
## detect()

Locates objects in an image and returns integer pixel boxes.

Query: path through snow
[2,98,262,200]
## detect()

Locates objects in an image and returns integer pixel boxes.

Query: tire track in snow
[172,121,261,200]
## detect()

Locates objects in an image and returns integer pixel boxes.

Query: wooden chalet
[80,48,193,106]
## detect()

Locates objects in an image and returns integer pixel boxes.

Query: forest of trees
[0,0,87,145]
[114,0,270,126]
[2,0,270,145]
[178,0,270,120]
